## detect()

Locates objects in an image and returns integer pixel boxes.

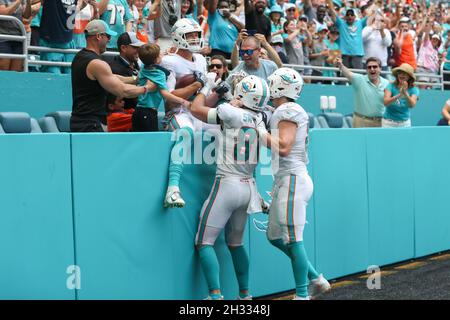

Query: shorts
[39,38,76,74]
[267,173,313,244]
[0,41,23,55]
[381,118,411,128]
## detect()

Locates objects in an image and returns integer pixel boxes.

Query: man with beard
[335,56,389,128]
[71,20,154,132]
[244,0,271,42]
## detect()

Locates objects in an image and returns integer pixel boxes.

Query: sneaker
[204,295,224,300]
[309,274,331,299]
[164,187,185,208]
[292,295,310,300]
[237,294,253,300]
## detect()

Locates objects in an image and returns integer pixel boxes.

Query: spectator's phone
[247,29,257,36]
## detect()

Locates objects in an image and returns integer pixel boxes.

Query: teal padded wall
[412,127,450,258]
[309,129,370,280]
[70,132,244,299]
[0,134,75,299]
[365,129,415,266]
[1,128,450,299]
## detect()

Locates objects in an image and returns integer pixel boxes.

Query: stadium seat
[0,112,36,133]
[344,114,353,128]
[38,117,60,133]
[45,111,71,132]
[307,112,316,129]
[316,112,345,128]
[30,118,42,133]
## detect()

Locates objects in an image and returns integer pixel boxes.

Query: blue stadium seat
[31,118,42,133]
[45,111,71,132]
[307,112,316,129]
[316,112,345,128]
[38,117,60,133]
[0,122,4,133]
[0,112,40,134]
[344,114,353,128]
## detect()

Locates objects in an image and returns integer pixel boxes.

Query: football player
[255,67,331,300]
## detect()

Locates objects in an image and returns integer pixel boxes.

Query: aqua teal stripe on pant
[198,177,221,244]
[287,175,296,243]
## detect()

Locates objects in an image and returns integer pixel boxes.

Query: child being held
[106,94,134,132]
[134,43,190,132]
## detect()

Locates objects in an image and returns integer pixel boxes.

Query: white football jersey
[270,102,309,177]
[210,103,260,178]
[161,53,207,91]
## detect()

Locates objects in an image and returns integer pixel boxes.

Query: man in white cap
[70,20,154,132]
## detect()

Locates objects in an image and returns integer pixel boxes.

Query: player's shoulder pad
[275,102,308,127]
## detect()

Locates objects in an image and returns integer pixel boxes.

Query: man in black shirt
[71,20,154,132]
[244,0,271,43]
[105,32,144,109]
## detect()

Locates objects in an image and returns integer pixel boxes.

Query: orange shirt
[107,109,134,132]
[395,33,417,70]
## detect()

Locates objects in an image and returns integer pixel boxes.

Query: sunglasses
[287,8,295,12]
[346,13,355,17]
[239,48,257,56]
[209,64,223,69]
[100,33,111,40]
[367,65,379,70]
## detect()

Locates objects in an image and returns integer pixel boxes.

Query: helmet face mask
[234,75,270,112]
[267,67,303,100]
[171,18,205,53]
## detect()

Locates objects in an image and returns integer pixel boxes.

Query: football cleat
[309,274,331,299]
[164,188,185,208]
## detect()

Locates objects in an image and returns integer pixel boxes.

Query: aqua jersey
[98,0,133,49]
[137,66,168,109]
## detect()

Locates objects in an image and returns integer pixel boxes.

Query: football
[175,74,196,89]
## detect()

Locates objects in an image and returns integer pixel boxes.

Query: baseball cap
[117,32,145,48]
[399,17,411,23]
[432,34,441,41]
[85,20,117,37]
[318,25,329,33]
[284,3,295,11]
[345,8,355,15]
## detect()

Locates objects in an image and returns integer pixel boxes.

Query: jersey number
[233,127,259,163]
[107,4,125,25]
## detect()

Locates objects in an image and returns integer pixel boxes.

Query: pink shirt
[417,39,439,72]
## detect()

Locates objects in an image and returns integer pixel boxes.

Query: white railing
[0,15,28,72]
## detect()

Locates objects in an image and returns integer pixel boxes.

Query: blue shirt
[98,0,133,49]
[137,66,168,109]
[208,11,239,54]
[336,16,367,56]
[384,83,420,122]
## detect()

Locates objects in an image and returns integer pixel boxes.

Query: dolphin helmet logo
[241,81,257,93]
[280,74,298,84]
